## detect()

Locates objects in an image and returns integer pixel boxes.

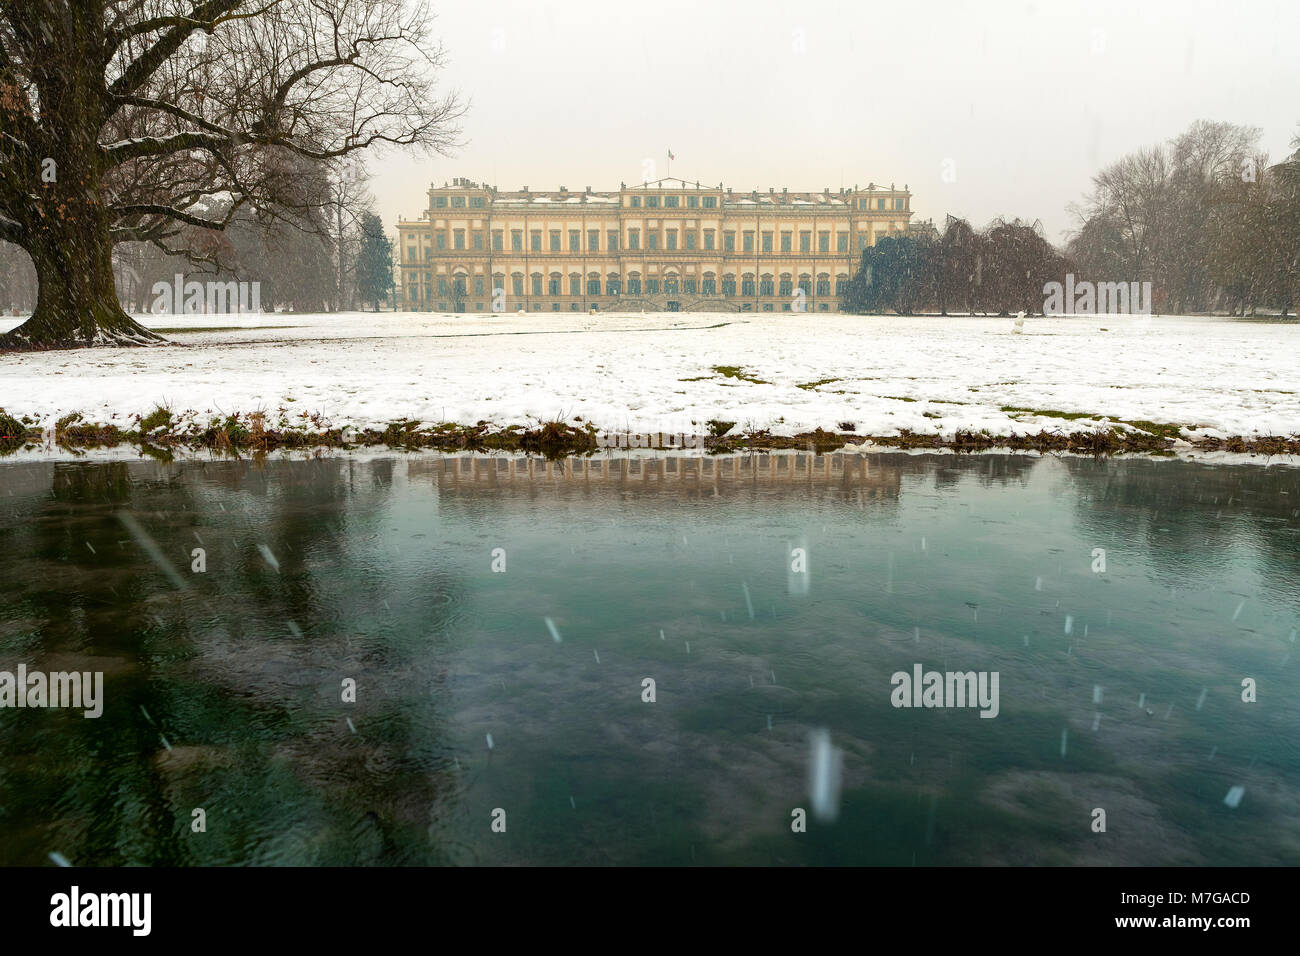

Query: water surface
[1,452,1297,865]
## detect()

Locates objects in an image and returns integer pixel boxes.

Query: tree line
[844,120,1300,317]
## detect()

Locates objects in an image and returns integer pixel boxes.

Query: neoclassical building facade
[396,176,913,313]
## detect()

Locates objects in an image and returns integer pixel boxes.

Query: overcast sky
[369,0,1300,244]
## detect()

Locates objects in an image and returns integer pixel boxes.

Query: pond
[1,452,1297,865]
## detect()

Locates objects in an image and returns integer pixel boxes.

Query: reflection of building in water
[409,452,905,503]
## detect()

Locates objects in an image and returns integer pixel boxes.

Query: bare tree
[0,0,462,350]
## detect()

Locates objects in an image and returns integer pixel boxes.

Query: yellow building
[397,176,913,313]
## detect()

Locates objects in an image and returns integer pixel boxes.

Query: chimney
[769,187,774,194]
[585,185,591,194]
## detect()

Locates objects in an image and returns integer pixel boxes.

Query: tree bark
[0,20,162,353]
[0,210,161,350]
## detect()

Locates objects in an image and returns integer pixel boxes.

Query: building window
[798,277,811,295]
[703,230,714,250]
[607,231,618,251]
[512,231,523,251]
[687,196,698,208]
[630,196,641,207]
[702,277,716,294]
[664,277,678,294]
[550,231,561,251]
[779,277,793,296]
[549,276,561,295]
[781,233,792,252]
[703,196,717,208]
[741,276,755,296]
[836,277,848,296]
[492,231,503,251]
[470,196,485,208]
[665,195,679,208]
[646,196,660,208]
[588,277,601,295]
[647,232,658,251]
[512,275,524,295]
[588,230,599,251]
[451,196,466,208]
[473,232,483,251]
[531,231,542,251]
[859,235,868,250]
[407,245,416,260]
[818,232,829,253]
[837,234,848,252]
[762,233,773,252]
[569,230,580,251]
[684,232,695,250]
[683,277,696,294]
[628,229,639,250]
[724,232,735,252]
[607,276,621,295]
[763,303,773,312]
[453,230,464,250]
[816,277,830,296]
[627,277,641,294]
[532,275,543,295]
[475,276,486,295]
[666,231,677,250]
[720,276,734,295]
[438,278,448,295]
[761,277,774,296]
[435,234,445,250]
[646,278,660,294]
[877,198,886,210]
[744,232,754,252]
[453,276,466,296]
[570,275,581,295]
[433,196,447,208]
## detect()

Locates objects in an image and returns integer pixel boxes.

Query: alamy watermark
[1043,274,1152,316]
[0,665,103,717]
[890,664,999,718]
[50,886,150,935]
[150,274,261,314]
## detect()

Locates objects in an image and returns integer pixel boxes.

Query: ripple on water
[737,684,802,717]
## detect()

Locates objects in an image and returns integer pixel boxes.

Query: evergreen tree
[356,212,395,311]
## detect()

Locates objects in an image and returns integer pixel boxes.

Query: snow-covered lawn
[1,310,1297,442]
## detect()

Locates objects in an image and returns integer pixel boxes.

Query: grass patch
[1000,406,1095,421]
[796,378,839,390]
[149,325,301,334]
[711,365,769,385]
[0,407,35,450]
[884,395,918,403]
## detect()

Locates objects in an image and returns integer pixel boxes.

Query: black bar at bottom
[0,866,1280,941]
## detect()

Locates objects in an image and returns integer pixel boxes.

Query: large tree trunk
[1,37,162,354]
[0,211,162,351]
